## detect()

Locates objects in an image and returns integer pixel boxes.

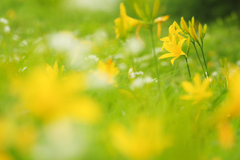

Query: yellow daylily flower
[114,3,169,40]
[11,67,102,123]
[46,61,65,80]
[94,59,119,85]
[110,117,170,160]
[114,3,142,39]
[154,15,169,39]
[159,35,187,65]
[160,22,185,43]
[217,121,235,149]
[180,73,212,103]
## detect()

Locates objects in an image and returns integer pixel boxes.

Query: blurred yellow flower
[217,121,235,149]
[114,3,141,39]
[159,35,186,65]
[154,15,169,39]
[110,117,170,159]
[114,3,169,40]
[46,61,64,80]
[181,73,212,103]
[0,119,37,159]
[0,153,13,160]
[11,67,102,124]
[218,69,240,119]
[94,59,119,85]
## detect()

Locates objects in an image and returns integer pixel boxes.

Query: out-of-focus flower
[47,31,92,68]
[46,61,65,80]
[114,3,142,39]
[128,68,144,79]
[154,15,170,39]
[0,119,37,159]
[217,121,235,149]
[0,18,8,24]
[130,76,156,90]
[33,120,88,160]
[220,58,239,87]
[114,2,169,40]
[85,55,99,62]
[217,69,240,119]
[4,26,10,33]
[110,117,170,159]
[0,153,13,160]
[93,59,119,85]
[181,73,212,103]
[125,37,144,55]
[11,66,101,124]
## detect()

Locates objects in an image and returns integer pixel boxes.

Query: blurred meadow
[0,0,240,160]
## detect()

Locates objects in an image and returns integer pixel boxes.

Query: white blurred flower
[48,32,78,52]
[211,71,218,77]
[236,60,240,66]
[128,68,144,79]
[85,55,99,62]
[4,26,10,32]
[33,120,87,160]
[0,18,8,24]
[130,76,155,89]
[47,31,92,68]
[125,37,144,55]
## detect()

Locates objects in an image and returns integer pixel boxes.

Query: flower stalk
[150,26,160,90]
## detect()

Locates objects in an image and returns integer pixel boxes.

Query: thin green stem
[192,42,206,78]
[198,42,209,77]
[149,27,160,90]
[184,48,191,78]
[184,56,191,78]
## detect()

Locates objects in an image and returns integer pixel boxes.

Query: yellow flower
[94,59,119,85]
[160,22,185,44]
[11,67,101,123]
[159,35,187,65]
[114,3,169,40]
[110,117,170,160]
[180,73,212,103]
[114,3,141,39]
[217,121,235,149]
[218,68,240,119]
[46,61,64,80]
[154,15,170,38]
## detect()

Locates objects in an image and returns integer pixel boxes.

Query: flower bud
[198,23,203,39]
[180,17,189,33]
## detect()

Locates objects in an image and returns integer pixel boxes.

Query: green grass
[0,0,240,160]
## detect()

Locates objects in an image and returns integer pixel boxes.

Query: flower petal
[159,53,175,59]
[182,81,195,93]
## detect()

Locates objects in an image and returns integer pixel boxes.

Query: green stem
[149,27,160,90]
[192,42,206,78]
[184,56,191,78]
[198,42,209,77]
